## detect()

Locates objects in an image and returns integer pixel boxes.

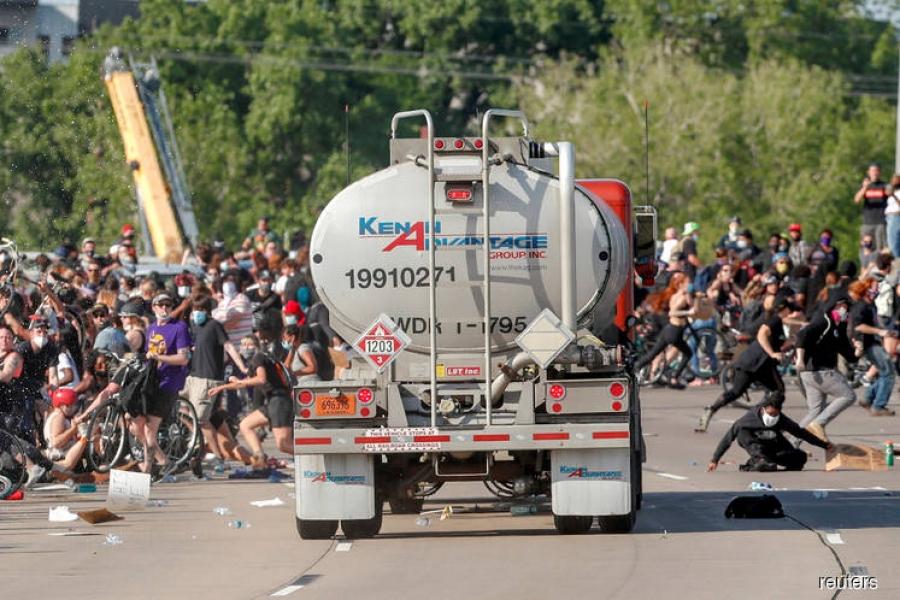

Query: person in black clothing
[208,331,293,469]
[853,162,890,251]
[248,270,283,342]
[795,293,859,442]
[696,297,798,432]
[185,295,247,474]
[15,315,59,439]
[708,391,832,472]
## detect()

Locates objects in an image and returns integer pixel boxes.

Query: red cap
[121,223,135,236]
[52,388,78,408]
[284,300,303,316]
[788,223,802,232]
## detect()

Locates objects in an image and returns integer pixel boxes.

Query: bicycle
[0,423,27,499]
[86,357,200,475]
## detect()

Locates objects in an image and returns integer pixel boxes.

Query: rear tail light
[454,138,464,149]
[609,382,626,399]
[298,389,314,406]
[434,139,445,150]
[357,387,374,404]
[611,401,623,411]
[299,408,311,419]
[446,187,472,202]
[474,138,484,149]
[548,384,566,400]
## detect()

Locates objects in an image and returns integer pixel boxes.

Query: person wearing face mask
[208,332,294,469]
[848,279,896,417]
[211,271,253,346]
[16,316,60,438]
[787,223,812,266]
[795,294,859,442]
[809,228,839,274]
[249,271,284,343]
[184,295,247,476]
[858,234,878,270]
[716,216,742,252]
[707,391,832,472]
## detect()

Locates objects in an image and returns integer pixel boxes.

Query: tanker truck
[293,109,657,538]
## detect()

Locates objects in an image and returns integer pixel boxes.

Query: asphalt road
[2,383,899,600]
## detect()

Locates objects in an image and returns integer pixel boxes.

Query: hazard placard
[354,314,411,373]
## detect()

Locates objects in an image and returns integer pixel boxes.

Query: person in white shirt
[658,227,679,265]
[886,174,900,258]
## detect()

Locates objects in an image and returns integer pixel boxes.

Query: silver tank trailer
[309,155,629,379]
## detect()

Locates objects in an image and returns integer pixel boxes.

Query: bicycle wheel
[687,326,727,380]
[0,428,27,500]
[86,402,128,473]
[159,399,199,472]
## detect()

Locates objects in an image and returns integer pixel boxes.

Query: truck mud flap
[296,454,375,520]
[550,448,631,516]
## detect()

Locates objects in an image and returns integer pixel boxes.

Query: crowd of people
[0,216,344,490]
[639,163,900,471]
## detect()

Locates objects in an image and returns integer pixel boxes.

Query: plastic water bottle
[75,484,97,493]
[510,504,538,516]
[212,507,232,516]
[103,534,123,545]
[886,441,894,468]
[415,517,430,527]
[227,520,250,529]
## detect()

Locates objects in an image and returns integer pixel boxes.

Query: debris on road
[77,508,123,524]
[250,497,285,508]
[213,506,233,516]
[103,533,123,545]
[748,482,773,491]
[49,506,79,522]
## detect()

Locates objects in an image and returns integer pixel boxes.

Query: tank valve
[439,398,457,416]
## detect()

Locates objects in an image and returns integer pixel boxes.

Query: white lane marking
[335,542,352,552]
[825,532,845,545]
[271,585,304,596]
[657,473,689,481]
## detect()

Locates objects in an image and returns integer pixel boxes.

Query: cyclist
[208,333,293,469]
[697,297,797,432]
[634,272,694,389]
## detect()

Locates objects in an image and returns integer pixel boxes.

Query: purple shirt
[146,319,192,394]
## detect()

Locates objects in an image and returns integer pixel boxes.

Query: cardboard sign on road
[107,469,151,510]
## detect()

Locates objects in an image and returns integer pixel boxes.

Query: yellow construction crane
[103,48,198,263]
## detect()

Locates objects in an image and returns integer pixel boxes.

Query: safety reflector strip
[473,434,510,442]
[592,431,629,439]
[295,437,332,446]
[413,435,451,443]
[533,432,569,441]
[356,436,391,444]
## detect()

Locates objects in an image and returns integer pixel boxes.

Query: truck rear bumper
[294,423,631,454]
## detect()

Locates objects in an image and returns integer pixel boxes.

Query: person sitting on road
[43,388,89,472]
[708,391,832,472]
[697,297,798,432]
[208,333,294,470]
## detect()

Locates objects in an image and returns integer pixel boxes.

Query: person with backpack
[208,332,294,469]
[282,324,319,383]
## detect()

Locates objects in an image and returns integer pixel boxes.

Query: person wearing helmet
[119,301,146,353]
[43,388,89,472]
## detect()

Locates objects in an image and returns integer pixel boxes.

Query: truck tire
[296,518,338,540]
[388,496,424,514]
[553,515,593,535]
[341,500,384,539]
[597,511,636,533]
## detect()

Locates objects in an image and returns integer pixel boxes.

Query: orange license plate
[315,394,356,417]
